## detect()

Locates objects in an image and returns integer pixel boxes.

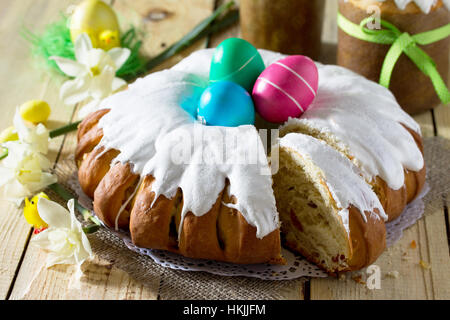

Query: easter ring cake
[75,48,425,273]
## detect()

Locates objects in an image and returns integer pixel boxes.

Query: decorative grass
[21,15,146,80]
[22,15,75,75]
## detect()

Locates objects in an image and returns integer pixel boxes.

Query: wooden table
[1,0,449,300]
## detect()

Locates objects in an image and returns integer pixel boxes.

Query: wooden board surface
[0,0,78,299]
[0,0,449,300]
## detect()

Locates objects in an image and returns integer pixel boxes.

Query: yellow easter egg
[0,126,18,143]
[70,0,121,50]
[20,100,51,124]
[24,192,50,229]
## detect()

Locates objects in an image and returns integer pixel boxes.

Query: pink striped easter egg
[252,55,319,123]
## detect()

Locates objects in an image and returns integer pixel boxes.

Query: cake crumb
[419,260,431,270]
[386,271,400,279]
[410,240,417,249]
[401,251,411,261]
[338,273,346,281]
[352,274,366,285]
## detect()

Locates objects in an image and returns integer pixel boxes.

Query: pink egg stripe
[258,77,304,112]
[274,62,317,96]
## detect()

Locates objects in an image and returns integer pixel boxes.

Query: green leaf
[0,147,8,160]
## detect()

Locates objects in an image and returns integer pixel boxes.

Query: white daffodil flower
[0,110,57,205]
[50,33,130,118]
[13,109,49,154]
[32,198,93,267]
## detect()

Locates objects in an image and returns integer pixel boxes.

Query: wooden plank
[319,0,338,65]
[207,0,239,48]
[434,50,450,139]
[9,251,158,300]
[113,0,215,72]
[417,51,450,299]
[9,0,216,300]
[434,104,450,139]
[0,0,78,299]
[430,60,450,298]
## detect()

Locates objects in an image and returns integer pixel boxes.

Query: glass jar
[240,0,326,60]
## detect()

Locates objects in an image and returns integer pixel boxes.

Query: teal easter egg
[197,81,255,127]
[180,85,205,119]
[210,38,265,92]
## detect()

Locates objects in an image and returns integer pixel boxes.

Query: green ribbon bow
[337,13,450,105]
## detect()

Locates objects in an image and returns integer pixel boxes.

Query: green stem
[81,208,102,226]
[0,147,8,160]
[140,1,237,75]
[49,121,81,139]
[201,10,239,43]
[48,183,102,234]
[83,224,100,234]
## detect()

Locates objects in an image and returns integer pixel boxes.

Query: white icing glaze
[444,0,450,9]
[280,133,387,233]
[97,66,278,239]
[282,62,424,190]
[378,0,450,13]
[92,48,423,239]
[349,0,450,13]
[378,0,436,13]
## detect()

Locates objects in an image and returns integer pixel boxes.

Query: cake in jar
[338,0,450,114]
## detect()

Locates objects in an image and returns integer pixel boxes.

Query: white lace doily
[68,172,429,280]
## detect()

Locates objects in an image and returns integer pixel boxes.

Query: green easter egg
[210,38,265,92]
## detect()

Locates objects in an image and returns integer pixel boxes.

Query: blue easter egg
[180,85,205,119]
[197,81,255,127]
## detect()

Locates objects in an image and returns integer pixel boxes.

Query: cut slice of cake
[273,133,387,273]
[279,63,425,222]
